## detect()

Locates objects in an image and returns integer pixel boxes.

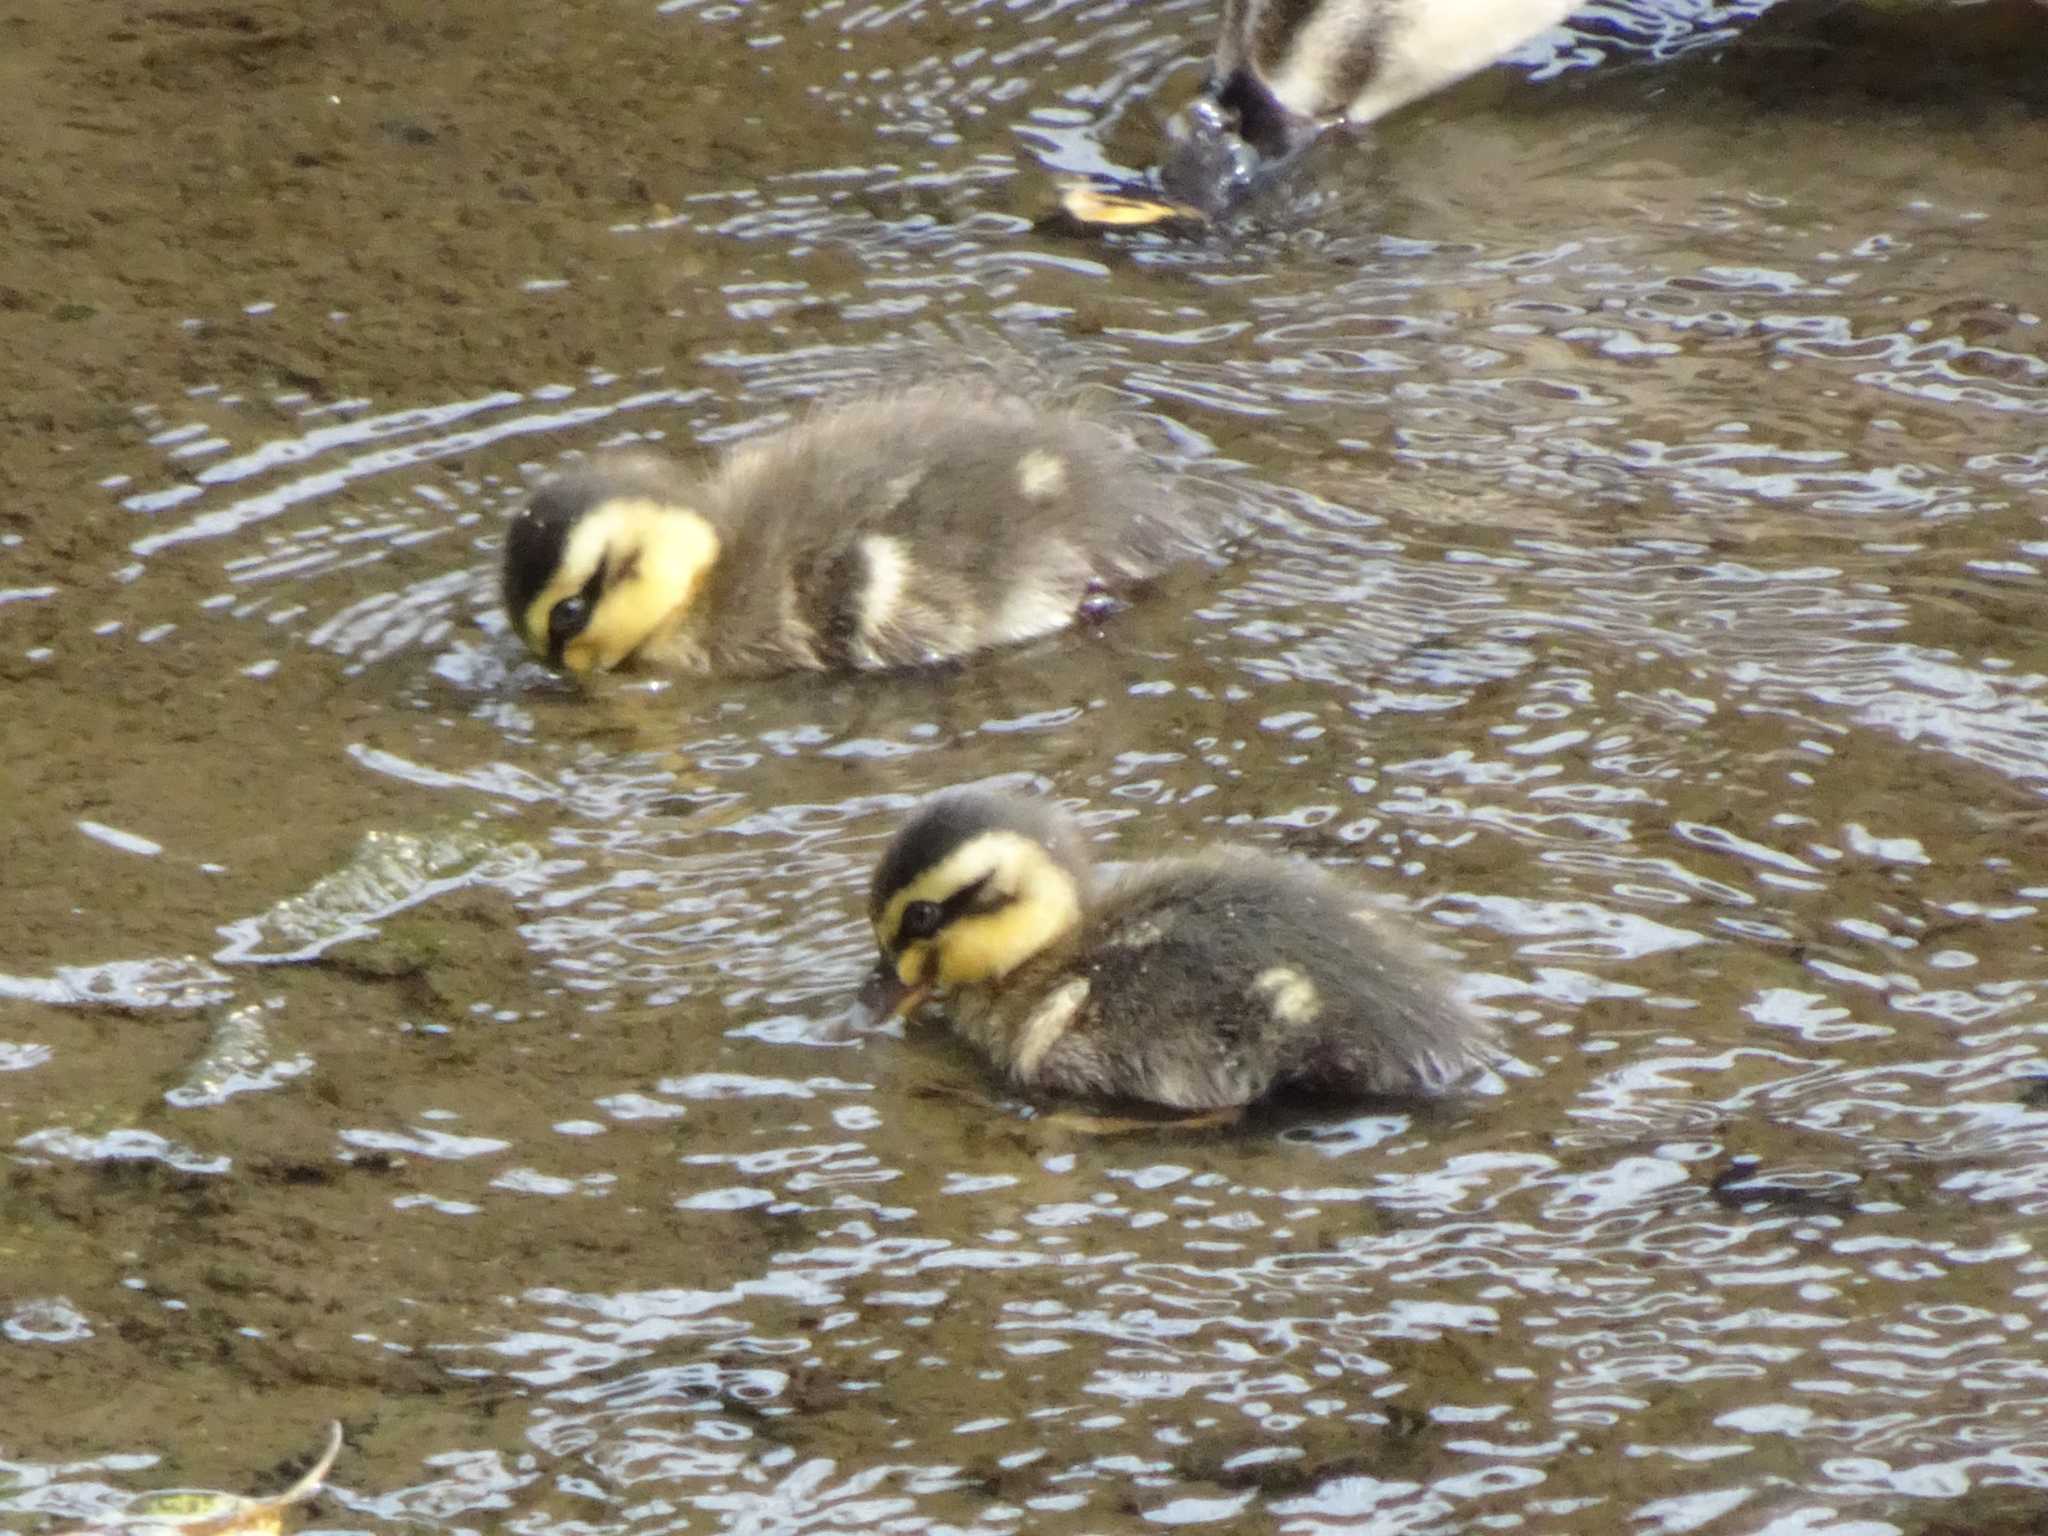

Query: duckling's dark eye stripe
[542,558,611,665]
[950,873,1002,918]
[891,873,998,947]
[933,875,994,928]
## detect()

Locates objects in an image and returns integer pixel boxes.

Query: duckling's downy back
[1016,847,1496,1109]
[692,385,1208,669]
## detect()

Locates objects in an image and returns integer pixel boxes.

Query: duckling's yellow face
[866,829,1083,1016]
[517,498,720,675]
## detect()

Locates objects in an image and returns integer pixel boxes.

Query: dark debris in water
[1707,1155,1860,1216]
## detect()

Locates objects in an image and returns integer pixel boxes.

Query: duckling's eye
[898,900,945,942]
[547,565,607,655]
[548,593,591,651]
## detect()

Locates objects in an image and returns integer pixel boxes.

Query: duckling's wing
[1011,930,1284,1111]
[1038,855,1494,1107]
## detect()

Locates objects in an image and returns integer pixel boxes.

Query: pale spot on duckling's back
[1015,449,1068,503]
[877,470,925,513]
[1011,977,1092,1078]
[848,533,912,670]
[985,538,1087,647]
[1252,965,1322,1026]
[986,582,1077,647]
[1102,916,1169,950]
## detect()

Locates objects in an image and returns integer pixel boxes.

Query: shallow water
[5,1,2048,1533]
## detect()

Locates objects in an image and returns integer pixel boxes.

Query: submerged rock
[214,827,544,965]
[164,1002,313,1109]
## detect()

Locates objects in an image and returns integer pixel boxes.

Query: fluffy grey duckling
[1160,0,1581,216]
[500,383,1211,677]
[860,788,1496,1114]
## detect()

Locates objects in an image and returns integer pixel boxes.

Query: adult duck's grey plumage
[1160,0,1582,215]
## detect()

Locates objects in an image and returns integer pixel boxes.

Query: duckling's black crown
[864,786,1097,933]
[501,496,579,626]
[870,790,1007,912]
[869,789,1085,918]
[501,455,682,625]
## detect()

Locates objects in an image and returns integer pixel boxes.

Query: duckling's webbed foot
[1027,1104,1246,1138]
[1076,582,1128,626]
[908,1081,1243,1137]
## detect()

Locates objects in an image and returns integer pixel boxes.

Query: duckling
[500,384,1211,677]
[860,788,1495,1115]
[1159,0,1582,216]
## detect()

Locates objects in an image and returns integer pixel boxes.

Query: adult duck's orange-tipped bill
[1038,178,1210,240]
[855,959,930,1025]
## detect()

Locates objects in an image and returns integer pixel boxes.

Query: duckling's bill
[855,956,930,1025]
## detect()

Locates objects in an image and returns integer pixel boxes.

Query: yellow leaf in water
[52,1422,342,1536]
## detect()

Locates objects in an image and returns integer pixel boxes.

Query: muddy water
[5,0,2048,1532]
